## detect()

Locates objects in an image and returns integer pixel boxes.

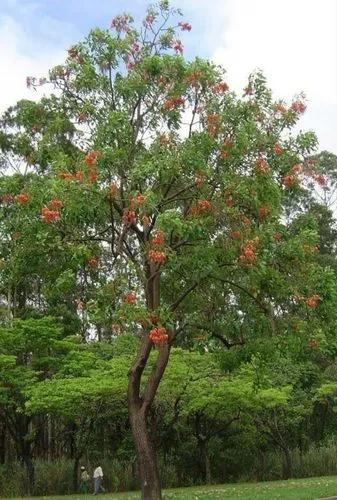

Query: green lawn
[12,476,337,500]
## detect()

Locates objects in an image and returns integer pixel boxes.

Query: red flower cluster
[258,206,270,219]
[15,193,29,204]
[185,71,203,86]
[274,232,282,241]
[87,256,99,267]
[58,171,83,181]
[163,96,185,110]
[306,294,320,308]
[148,250,166,264]
[197,199,212,212]
[207,113,220,136]
[111,323,121,333]
[230,230,241,239]
[308,338,318,348]
[151,231,165,246]
[143,14,154,27]
[274,102,287,113]
[255,158,270,174]
[110,14,131,32]
[314,174,327,186]
[149,327,168,345]
[282,175,297,188]
[172,39,183,53]
[123,292,137,305]
[122,209,136,225]
[130,193,146,207]
[85,151,101,167]
[273,144,283,155]
[178,21,192,31]
[291,100,306,113]
[49,199,64,209]
[291,164,301,173]
[41,207,60,223]
[239,239,258,266]
[211,82,229,93]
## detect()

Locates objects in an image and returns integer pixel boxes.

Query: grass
[10,476,337,500]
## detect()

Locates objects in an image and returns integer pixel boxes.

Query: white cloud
[0,7,76,113]
[209,0,337,152]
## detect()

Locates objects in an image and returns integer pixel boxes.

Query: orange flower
[258,206,270,219]
[151,231,165,246]
[15,193,29,203]
[306,294,320,308]
[148,250,166,264]
[273,144,283,155]
[197,199,212,212]
[291,164,301,173]
[85,150,101,167]
[149,326,168,345]
[282,175,297,188]
[41,207,60,222]
[49,199,64,209]
[122,209,136,225]
[255,158,270,174]
[123,292,137,305]
[87,256,99,267]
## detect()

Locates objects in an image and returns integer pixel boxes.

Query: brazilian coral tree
[0,2,333,498]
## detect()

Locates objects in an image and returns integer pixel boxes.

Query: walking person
[79,465,89,494]
[93,464,105,495]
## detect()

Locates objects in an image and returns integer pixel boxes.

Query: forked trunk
[127,263,171,499]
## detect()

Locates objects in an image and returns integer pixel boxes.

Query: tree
[0,2,331,498]
[0,317,63,494]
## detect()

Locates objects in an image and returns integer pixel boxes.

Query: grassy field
[11,476,337,500]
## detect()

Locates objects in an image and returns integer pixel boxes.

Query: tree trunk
[0,422,6,464]
[73,454,81,492]
[23,455,35,496]
[282,447,293,479]
[129,407,162,500]
[127,263,172,499]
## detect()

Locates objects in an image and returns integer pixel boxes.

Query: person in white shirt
[93,465,105,495]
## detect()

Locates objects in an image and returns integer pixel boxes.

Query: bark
[281,446,293,479]
[129,407,162,500]
[23,454,35,496]
[0,422,5,464]
[72,454,81,492]
[127,263,171,499]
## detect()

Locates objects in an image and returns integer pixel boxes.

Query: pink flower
[143,14,154,27]
[178,21,192,31]
[172,39,183,54]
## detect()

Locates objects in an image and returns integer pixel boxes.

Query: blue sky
[0,0,336,153]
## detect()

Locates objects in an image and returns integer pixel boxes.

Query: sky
[0,0,336,153]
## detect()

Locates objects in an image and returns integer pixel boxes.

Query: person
[79,465,89,494]
[93,464,105,495]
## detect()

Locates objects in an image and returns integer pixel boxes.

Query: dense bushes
[3,440,337,497]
